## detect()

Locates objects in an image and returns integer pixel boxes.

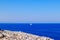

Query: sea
[0,23,60,40]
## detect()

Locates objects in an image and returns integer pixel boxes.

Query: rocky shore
[0,30,54,40]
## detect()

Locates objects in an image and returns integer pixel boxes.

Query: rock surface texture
[0,30,54,40]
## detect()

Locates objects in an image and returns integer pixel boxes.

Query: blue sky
[0,0,60,23]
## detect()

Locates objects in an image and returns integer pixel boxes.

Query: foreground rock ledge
[0,30,54,40]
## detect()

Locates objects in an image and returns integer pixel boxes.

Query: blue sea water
[0,23,60,40]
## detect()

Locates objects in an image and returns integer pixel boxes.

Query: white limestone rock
[0,30,54,40]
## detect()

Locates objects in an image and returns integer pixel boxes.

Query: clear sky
[0,0,60,23]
